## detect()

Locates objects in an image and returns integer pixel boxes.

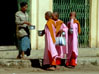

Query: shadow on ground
[30,59,66,69]
[30,59,43,68]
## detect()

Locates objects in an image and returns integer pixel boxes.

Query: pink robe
[55,20,68,59]
[67,19,78,64]
[43,24,58,65]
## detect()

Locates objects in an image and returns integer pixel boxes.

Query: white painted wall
[30,0,38,50]
[30,0,99,48]
[30,0,53,50]
[97,0,99,47]
[37,0,53,50]
[89,0,98,47]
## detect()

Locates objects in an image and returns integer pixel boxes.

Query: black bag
[25,48,31,56]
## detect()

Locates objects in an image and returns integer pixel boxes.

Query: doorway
[0,0,18,45]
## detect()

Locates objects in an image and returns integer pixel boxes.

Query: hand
[40,30,45,36]
[38,30,45,36]
[24,22,31,25]
[42,30,45,35]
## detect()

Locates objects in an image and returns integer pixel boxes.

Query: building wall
[97,0,99,47]
[30,0,53,50]
[30,0,99,49]
[89,0,99,48]
[30,0,37,50]
[37,0,53,50]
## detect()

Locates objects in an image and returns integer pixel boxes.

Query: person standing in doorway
[65,11,81,67]
[15,2,31,59]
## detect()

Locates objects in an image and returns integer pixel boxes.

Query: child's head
[45,11,52,20]
[70,11,76,19]
[52,12,59,21]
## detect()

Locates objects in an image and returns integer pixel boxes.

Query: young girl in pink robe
[43,21,58,66]
[66,12,81,67]
[52,12,68,66]
[55,20,68,65]
[42,11,58,71]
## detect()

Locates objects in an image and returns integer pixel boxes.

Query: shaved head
[52,12,59,21]
[70,11,76,17]
[45,11,52,18]
[53,12,59,18]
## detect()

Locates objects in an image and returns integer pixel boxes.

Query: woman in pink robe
[52,12,68,65]
[43,21,58,66]
[43,11,58,71]
[66,12,81,67]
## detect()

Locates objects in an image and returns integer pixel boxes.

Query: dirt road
[0,65,99,74]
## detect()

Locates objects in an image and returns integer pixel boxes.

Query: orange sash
[48,51,56,65]
[55,20,63,35]
[46,19,56,43]
[74,19,81,34]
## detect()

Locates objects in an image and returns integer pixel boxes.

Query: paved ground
[0,46,99,74]
[0,65,99,74]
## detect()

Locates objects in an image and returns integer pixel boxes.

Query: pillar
[30,0,38,49]
[96,0,99,47]
[89,0,98,47]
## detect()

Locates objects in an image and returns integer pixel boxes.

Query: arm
[42,29,45,35]
[62,23,68,32]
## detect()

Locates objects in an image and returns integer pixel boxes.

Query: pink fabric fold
[55,21,68,59]
[67,19,78,64]
[43,24,58,65]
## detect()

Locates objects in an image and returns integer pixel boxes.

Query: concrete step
[0,57,99,68]
[0,46,99,68]
[0,46,44,59]
[0,46,99,59]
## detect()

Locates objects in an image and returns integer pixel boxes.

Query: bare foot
[56,65,60,70]
[21,57,28,60]
[47,67,56,71]
[17,56,21,59]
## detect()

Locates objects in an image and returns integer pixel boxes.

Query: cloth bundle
[55,34,66,46]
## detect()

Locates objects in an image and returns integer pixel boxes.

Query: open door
[0,0,18,45]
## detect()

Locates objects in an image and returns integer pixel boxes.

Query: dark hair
[20,2,28,8]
